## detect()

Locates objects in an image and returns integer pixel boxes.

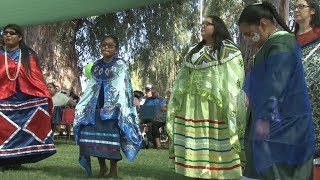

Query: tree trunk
[270,0,290,23]
[23,21,82,96]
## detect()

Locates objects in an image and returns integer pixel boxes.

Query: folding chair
[61,106,75,143]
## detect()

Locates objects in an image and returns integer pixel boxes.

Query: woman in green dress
[166,15,245,179]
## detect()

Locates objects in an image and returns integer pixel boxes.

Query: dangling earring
[251,32,260,42]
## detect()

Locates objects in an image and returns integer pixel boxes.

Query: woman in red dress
[0,24,55,168]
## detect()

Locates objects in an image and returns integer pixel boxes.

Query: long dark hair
[238,1,291,32]
[294,0,320,35]
[3,24,36,72]
[186,15,233,61]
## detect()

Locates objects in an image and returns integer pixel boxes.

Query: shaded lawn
[0,140,190,180]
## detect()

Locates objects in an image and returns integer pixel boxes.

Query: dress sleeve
[255,44,294,121]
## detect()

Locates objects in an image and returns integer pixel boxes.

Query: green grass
[0,140,191,180]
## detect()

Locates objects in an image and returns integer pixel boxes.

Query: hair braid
[262,1,291,32]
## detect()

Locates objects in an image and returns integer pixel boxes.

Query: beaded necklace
[4,47,22,81]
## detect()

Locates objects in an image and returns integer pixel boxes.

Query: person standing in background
[294,0,320,160]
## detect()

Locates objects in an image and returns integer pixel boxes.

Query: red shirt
[296,27,320,47]
[0,52,53,114]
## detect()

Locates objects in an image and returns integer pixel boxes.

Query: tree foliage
[76,0,243,95]
[25,0,289,95]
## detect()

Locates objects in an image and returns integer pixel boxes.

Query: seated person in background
[47,83,77,135]
[48,83,77,107]
[139,87,166,149]
[140,85,152,106]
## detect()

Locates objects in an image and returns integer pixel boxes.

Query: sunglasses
[2,31,20,36]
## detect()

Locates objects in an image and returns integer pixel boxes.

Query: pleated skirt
[169,94,242,179]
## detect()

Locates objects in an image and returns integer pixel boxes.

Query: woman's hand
[245,94,249,108]
[255,119,270,140]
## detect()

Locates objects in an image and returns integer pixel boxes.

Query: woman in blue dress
[239,1,314,179]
